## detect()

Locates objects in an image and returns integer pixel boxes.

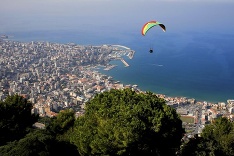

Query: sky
[1,0,234,34]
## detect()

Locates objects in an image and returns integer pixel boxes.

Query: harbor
[107,44,133,68]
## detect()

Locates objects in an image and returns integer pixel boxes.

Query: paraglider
[141,20,166,53]
[149,48,153,53]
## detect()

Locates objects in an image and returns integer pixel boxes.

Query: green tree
[0,129,79,156]
[0,94,38,145]
[71,89,184,156]
[179,117,234,156]
[46,108,75,136]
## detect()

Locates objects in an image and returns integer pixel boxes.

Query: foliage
[0,129,79,156]
[179,117,234,156]
[0,95,79,155]
[0,108,78,156]
[46,108,75,136]
[71,89,184,156]
[38,116,52,126]
[0,94,38,145]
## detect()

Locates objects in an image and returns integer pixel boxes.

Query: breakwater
[120,58,129,67]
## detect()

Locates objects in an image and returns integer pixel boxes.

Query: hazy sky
[0,0,234,33]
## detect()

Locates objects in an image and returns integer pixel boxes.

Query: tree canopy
[71,89,184,156]
[47,108,75,135]
[179,117,234,156]
[0,101,78,156]
[6,90,234,155]
[0,129,79,156]
[0,94,38,145]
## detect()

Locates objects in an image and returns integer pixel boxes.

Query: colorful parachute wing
[141,20,166,36]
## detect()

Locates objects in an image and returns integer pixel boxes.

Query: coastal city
[0,35,234,137]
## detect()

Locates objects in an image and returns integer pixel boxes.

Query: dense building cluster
[0,39,135,117]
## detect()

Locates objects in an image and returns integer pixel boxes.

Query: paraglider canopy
[141,20,166,36]
[141,20,166,53]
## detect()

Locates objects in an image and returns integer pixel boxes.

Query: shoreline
[2,34,233,104]
[97,66,232,105]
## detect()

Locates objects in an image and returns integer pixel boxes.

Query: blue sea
[4,29,234,103]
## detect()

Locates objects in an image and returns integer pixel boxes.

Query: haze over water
[1,0,234,103]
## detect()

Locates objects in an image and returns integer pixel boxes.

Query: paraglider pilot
[149,48,153,53]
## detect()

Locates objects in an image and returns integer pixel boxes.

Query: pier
[104,65,117,70]
[109,57,130,67]
[120,58,129,67]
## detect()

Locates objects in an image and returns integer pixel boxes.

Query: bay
[4,30,234,103]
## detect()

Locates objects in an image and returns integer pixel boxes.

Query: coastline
[97,62,233,104]
[2,31,234,104]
